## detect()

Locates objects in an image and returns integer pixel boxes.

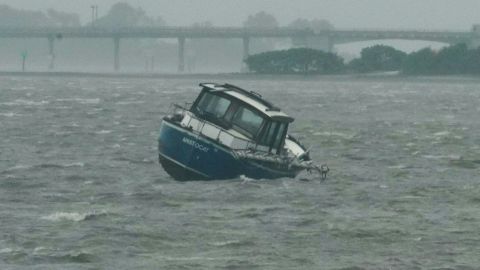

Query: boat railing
[169,103,271,154]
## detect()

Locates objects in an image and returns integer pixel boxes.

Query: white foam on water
[42,210,107,222]
[56,98,101,104]
[240,175,255,183]
[5,164,32,172]
[63,162,85,168]
[210,240,243,247]
[115,101,145,105]
[1,99,49,106]
[423,154,462,160]
[157,256,222,261]
[0,112,21,117]
[42,212,87,222]
[433,131,451,137]
[388,164,408,169]
[95,130,112,135]
[312,131,355,140]
[0,248,14,254]
[33,246,47,255]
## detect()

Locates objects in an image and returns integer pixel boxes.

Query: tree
[401,43,480,75]
[94,2,165,28]
[243,11,279,53]
[288,18,311,30]
[243,11,278,29]
[289,18,334,32]
[466,47,480,74]
[0,4,69,27]
[401,48,436,75]
[47,9,80,27]
[245,48,344,74]
[310,19,334,32]
[349,45,407,73]
[433,43,469,74]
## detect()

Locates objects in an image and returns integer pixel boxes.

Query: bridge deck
[0,27,472,40]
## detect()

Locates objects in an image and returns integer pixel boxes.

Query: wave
[312,131,356,140]
[3,162,86,174]
[95,130,112,135]
[0,99,49,106]
[41,210,107,222]
[115,101,145,105]
[210,239,255,248]
[55,98,101,104]
[0,112,21,117]
[36,162,86,169]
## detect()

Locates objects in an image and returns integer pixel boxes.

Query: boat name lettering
[182,137,209,152]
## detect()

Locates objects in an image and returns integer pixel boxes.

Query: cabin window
[259,121,288,153]
[196,92,231,118]
[272,122,287,152]
[259,121,276,146]
[231,106,264,138]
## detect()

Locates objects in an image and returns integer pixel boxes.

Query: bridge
[0,26,478,72]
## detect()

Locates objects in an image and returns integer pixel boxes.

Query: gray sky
[3,0,480,30]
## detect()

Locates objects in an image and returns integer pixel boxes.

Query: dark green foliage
[348,45,407,73]
[0,4,80,27]
[95,2,165,28]
[245,48,345,74]
[401,43,480,75]
[402,48,437,75]
[433,43,470,74]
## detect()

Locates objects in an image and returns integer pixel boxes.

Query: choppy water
[1,75,480,269]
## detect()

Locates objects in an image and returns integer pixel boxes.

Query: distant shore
[1,70,479,83]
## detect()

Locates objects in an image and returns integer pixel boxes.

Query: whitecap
[240,175,255,183]
[95,130,112,135]
[1,99,49,106]
[42,210,107,222]
[433,131,450,137]
[388,164,408,169]
[0,112,20,117]
[0,248,14,254]
[4,164,32,172]
[56,98,100,104]
[42,212,86,222]
[423,154,462,160]
[312,131,355,140]
[33,246,47,255]
[115,101,145,105]
[63,162,85,168]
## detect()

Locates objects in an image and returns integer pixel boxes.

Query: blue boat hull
[158,119,299,180]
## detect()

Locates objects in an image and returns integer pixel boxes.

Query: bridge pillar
[242,37,250,72]
[114,37,120,71]
[48,37,55,70]
[178,37,185,73]
[469,24,480,49]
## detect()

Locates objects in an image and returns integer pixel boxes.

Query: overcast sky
[3,0,480,30]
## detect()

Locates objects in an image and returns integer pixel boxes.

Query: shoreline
[1,70,479,83]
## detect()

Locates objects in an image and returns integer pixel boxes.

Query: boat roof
[199,83,294,123]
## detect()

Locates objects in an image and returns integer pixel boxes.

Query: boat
[158,83,328,181]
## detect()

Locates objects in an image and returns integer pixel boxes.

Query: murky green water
[1,75,479,269]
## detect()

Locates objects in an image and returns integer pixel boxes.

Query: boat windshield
[196,92,231,118]
[231,106,264,138]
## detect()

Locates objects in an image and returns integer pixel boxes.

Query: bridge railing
[0,26,313,38]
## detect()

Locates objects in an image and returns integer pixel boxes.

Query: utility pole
[21,50,28,72]
[91,5,95,27]
[91,5,98,27]
[95,5,98,21]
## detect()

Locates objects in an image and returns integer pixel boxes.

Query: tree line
[245,44,480,75]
